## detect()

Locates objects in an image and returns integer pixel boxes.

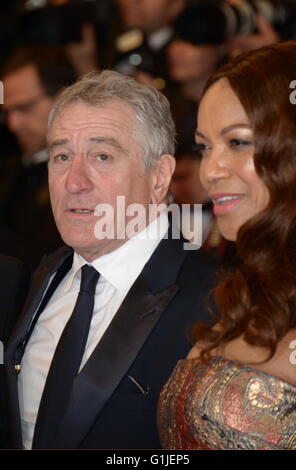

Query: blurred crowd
[0,0,295,270]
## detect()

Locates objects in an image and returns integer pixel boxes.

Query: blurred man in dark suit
[0,254,28,448]
[0,46,77,270]
[113,0,187,91]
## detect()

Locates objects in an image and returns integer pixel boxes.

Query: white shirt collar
[66,210,169,293]
[63,253,86,293]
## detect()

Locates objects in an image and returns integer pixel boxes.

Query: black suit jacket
[0,255,28,345]
[0,255,28,449]
[5,234,218,449]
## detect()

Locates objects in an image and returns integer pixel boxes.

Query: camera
[173,0,296,54]
[21,1,96,45]
[214,0,296,39]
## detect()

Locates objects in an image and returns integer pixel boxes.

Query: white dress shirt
[18,211,169,449]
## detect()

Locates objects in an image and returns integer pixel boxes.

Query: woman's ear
[151,154,176,204]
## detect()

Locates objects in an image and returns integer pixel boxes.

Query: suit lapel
[50,272,179,448]
[6,246,73,353]
[50,235,187,448]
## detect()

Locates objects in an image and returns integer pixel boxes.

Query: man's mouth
[71,209,93,214]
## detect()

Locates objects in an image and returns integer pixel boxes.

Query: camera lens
[220,0,296,38]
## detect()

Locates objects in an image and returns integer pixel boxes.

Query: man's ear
[151,154,176,204]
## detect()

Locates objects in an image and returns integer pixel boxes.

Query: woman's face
[167,39,223,83]
[197,78,269,241]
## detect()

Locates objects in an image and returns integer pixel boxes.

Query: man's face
[48,100,172,261]
[116,0,186,33]
[2,64,54,155]
[168,40,222,83]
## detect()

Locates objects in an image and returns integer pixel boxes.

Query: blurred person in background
[116,0,186,33]
[167,1,228,152]
[171,140,235,263]
[224,0,296,56]
[113,0,187,91]
[0,254,29,449]
[171,146,209,210]
[0,2,20,64]
[19,0,100,75]
[167,2,232,261]
[168,1,228,103]
[0,46,77,270]
[228,11,280,57]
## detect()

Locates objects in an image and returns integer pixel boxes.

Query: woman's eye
[192,142,209,156]
[229,138,253,148]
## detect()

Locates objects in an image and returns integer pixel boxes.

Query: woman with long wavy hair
[158,41,296,450]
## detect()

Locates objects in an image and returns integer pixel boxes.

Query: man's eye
[96,153,109,162]
[53,154,69,162]
[17,104,33,113]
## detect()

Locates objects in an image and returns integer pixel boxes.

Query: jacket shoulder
[34,245,73,272]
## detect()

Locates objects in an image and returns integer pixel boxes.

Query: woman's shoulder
[187,328,296,386]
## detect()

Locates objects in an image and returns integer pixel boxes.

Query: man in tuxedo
[5,70,218,449]
[0,255,28,448]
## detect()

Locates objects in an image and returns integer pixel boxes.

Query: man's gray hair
[48,70,176,169]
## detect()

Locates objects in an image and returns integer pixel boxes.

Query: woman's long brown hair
[193,41,296,361]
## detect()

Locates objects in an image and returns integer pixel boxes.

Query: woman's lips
[211,194,245,216]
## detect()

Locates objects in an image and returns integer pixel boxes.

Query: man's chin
[70,238,127,261]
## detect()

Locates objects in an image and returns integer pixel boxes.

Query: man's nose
[7,110,23,133]
[65,157,93,194]
[168,40,181,59]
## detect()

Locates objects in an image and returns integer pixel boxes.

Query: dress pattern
[158,356,296,449]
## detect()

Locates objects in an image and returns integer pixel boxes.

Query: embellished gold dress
[158,356,296,450]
